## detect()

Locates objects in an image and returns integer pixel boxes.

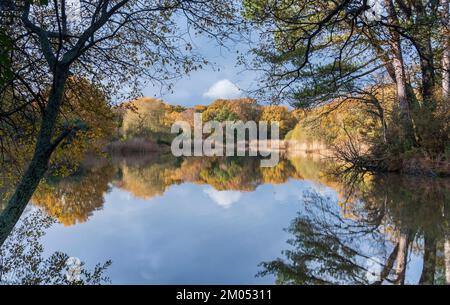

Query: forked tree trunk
[385,0,415,143]
[0,67,69,247]
[416,10,436,103]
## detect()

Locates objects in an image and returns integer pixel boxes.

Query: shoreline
[101,138,450,178]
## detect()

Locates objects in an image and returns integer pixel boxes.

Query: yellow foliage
[51,77,116,171]
[120,97,170,138]
[260,160,300,184]
[202,98,261,122]
[260,105,296,138]
[32,162,115,226]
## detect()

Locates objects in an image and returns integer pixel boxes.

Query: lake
[1,153,449,284]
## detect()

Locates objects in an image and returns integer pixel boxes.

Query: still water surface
[2,154,450,284]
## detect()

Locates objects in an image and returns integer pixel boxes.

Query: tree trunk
[419,234,437,285]
[419,48,436,103]
[442,0,450,98]
[0,67,69,247]
[417,16,436,103]
[372,243,399,284]
[385,0,415,143]
[445,236,450,285]
[394,229,410,284]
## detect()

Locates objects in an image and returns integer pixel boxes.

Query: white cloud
[203,79,241,100]
[204,187,242,208]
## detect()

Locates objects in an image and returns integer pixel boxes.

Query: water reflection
[32,159,115,226]
[0,210,111,284]
[116,155,301,195]
[258,174,450,285]
[31,154,310,224]
[2,153,449,284]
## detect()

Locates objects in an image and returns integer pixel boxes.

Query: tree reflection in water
[2,154,449,284]
[258,174,450,285]
[0,210,111,285]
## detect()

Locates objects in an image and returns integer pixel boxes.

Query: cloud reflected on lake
[204,187,243,208]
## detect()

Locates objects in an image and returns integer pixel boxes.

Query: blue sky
[142,31,259,107]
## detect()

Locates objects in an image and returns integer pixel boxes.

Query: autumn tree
[202,98,261,122]
[243,0,449,159]
[193,104,207,113]
[260,105,296,138]
[0,0,241,246]
[120,97,171,139]
[1,76,115,213]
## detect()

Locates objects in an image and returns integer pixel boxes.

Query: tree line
[0,1,449,247]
